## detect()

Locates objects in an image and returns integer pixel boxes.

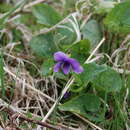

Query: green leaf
[71,39,91,63]
[59,93,100,112]
[32,3,62,26]
[54,23,77,46]
[20,13,44,31]
[29,33,57,58]
[59,93,101,120]
[81,20,102,49]
[93,67,122,92]
[104,2,130,34]
[54,72,67,80]
[41,59,54,76]
[70,84,84,93]
[26,112,33,118]
[0,1,26,29]
[77,63,107,85]
[77,63,122,92]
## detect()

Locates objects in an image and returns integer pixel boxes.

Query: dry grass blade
[0,98,65,130]
[3,66,55,102]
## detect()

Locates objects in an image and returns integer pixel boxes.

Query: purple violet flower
[53,51,83,74]
[63,92,71,99]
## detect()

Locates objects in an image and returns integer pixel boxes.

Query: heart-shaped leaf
[93,67,122,92]
[104,2,130,34]
[59,93,101,121]
[30,33,57,58]
[82,20,102,49]
[32,3,62,26]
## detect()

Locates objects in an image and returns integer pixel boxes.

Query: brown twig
[12,113,61,130]
[0,98,68,130]
[2,107,65,130]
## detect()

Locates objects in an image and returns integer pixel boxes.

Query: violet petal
[63,92,71,99]
[68,58,84,74]
[54,51,68,61]
[54,62,62,72]
[62,62,71,74]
